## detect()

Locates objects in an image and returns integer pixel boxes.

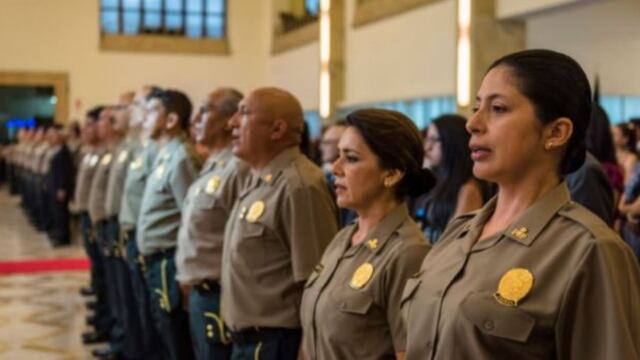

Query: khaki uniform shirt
[88,147,114,223]
[73,146,101,212]
[136,137,200,255]
[119,140,156,230]
[402,182,640,360]
[301,204,430,360]
[175,147,250,285]
[221,147,339,330]
[105,139,133,218]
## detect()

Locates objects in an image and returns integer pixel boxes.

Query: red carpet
[0,258,90,275]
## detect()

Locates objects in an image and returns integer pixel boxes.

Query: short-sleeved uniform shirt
[137,137,200,256]
[74,147,102,213]
[175,147,250,285]
[105,138,134,218]
[301,204,430,359]
[88,147,114,223]
[118,140,156,230]
[221,146,339,330]
[402,182,640,360]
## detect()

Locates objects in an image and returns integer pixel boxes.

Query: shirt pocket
[400,272,423,309]
[460,291,536,343]
[193,193,218,210]
[339,290,374,315]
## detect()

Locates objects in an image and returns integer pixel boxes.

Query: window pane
[144,11,161,29]
[187,0,203,12]
[206,15,224,38]
[305,0,319,15]
[144,0,161,11]
[101,0,118,8]
[123,10,141,34]
[206,0,224,13]
[166,0,183,11]
[123,0,141,10]
[166,13,183,30]
[186,14,203,37]
[101,10,119,33]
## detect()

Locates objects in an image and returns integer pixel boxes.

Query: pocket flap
[400,275,422,308]
[461,291,535,343]
[339,291,373,315]
[193,193,218,210]
[241,221,265,238]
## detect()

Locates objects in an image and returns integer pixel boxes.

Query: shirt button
[426,341,433,350]
[483,320,495,331]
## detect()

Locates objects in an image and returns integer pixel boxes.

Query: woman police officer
[402,49,640,359]
[300,108,435,359]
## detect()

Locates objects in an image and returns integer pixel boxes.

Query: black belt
[229,327,300,346]
[143,247,176,263]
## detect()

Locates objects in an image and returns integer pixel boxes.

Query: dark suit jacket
[48,144,74,198]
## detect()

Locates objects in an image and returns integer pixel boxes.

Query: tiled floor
[0,189,97,359]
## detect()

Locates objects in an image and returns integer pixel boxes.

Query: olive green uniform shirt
[221,146,339,330]
[88,147,113,223]
[301,204,430,360]
[74,147,101,212]
[402,182,640,360]
[118,140,156,230]
[175,147,250,285]
[105,139,133,218]
[136,137,200,255]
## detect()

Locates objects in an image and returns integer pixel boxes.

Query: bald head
[250,87,304,140]
[229,87,306,169]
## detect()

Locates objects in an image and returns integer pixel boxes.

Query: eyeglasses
[424,136,441,144]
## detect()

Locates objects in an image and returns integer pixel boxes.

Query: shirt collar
[201,146,233,175]
[357,203,410,255]
[256,146,301,186]
[460,181,571,250]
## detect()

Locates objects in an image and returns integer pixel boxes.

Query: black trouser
[189,281,231,360]
[97,220,125,352]
[125,230,163,360]
[81,214,113,335]
[106,219,146,359]
[143,248,194,360]
[229,328,301,360]
[48,192,70,245]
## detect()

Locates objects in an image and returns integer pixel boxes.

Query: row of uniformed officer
[4,126,74,246]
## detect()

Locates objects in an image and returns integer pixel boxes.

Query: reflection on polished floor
[0,189,97,359]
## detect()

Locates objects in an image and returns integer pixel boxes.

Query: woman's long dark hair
[586,104,617,164]
[424,114,474,235]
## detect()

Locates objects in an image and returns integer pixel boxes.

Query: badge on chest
[493,268,534,307]
[350,262,374,290]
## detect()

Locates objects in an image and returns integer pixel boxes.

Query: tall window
[305,0,320,16]
[100,0,226,39]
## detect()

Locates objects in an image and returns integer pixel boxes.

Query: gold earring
[546,142,553,150]
[384,180,393,188]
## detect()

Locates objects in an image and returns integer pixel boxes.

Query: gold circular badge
[118,150,128,163]
[101,154,113,166]
[495,268,534,307]
[349,263,374,289]
[206,175,221,194]
[245,201,265,223]
[130,157,143,170]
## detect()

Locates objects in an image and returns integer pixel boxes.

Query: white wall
[526,0,640,95]
[344,0,456,106]
[0,0,270,120]
[265,0,457,111]
[268,43,320,110]
[497,0,587,19]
